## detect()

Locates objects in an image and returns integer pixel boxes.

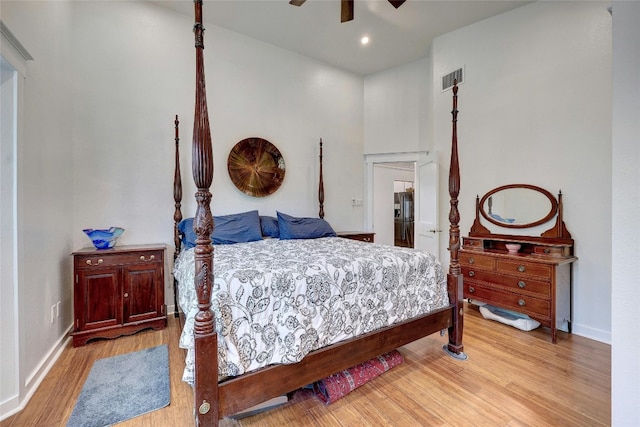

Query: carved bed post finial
[192,0,218,425]
[174,115,183,258]
[319,138,325,219]
[446,80,465,358]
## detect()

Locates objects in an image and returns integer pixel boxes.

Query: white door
[414,152,439,256]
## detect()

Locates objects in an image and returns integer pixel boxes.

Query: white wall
[71,1,364,256]
[0,0,74,418]
[364,58,430,154]
[611,1,640,424]
[431,1,612,343]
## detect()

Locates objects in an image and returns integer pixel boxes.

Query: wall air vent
[442,67,464,91]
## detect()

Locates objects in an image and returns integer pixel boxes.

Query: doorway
[365,151,439,256]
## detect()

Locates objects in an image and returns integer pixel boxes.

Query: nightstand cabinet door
[75,268,121,331]
[123,262,163,323]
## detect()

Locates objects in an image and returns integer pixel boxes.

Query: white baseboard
[0,325,72,421]
[572,323,611,345]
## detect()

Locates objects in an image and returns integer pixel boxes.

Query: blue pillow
[178,218,198,249]
[213,210,263,244]
[276,211,336,240]
[178,210,262,248]
[259,216,280,238]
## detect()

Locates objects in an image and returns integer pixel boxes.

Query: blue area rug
[67,345,170,427]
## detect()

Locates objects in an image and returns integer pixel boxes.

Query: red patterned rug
[313,350,404,404]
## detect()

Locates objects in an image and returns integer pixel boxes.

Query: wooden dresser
[337,231,375,243]
[71,244,167,346]
[462,184,577,343]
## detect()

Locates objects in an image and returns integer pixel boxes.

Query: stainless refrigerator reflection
[394,191,414,248]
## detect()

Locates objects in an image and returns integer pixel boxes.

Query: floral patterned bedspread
[173,237,449,384]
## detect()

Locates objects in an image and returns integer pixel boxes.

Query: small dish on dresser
[505,243,521,254]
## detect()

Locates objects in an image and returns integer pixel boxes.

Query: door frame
[364,151,431,243]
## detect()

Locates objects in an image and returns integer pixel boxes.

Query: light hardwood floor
[1,303,610,427]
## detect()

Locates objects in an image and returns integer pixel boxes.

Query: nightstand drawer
[75,250,164,269]
[337,232,375,243]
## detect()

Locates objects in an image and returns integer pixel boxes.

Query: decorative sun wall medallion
[227,137,285,197]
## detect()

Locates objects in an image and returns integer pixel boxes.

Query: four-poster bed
[174,2,465,425]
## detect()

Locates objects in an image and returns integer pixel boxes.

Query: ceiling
[154,0,531,75]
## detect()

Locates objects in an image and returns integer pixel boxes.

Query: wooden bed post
[446,81,466,358]
[318,138,325,219]
[173,115,183,318]
[192,1,218,425]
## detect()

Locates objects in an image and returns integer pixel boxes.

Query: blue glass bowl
[83,227,125,249]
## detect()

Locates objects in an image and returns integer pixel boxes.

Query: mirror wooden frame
[479,184,557,229]
[470,184,572,243]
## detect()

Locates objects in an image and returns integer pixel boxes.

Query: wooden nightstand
[71,244,167,347]
[337,231,375,243]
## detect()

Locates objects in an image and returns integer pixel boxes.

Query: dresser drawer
[462,238,483,250]
[496,259,551,279]
[532,245,570,257]
[462,267,551,297]
[460,252,495,269]
[464,282,550,319]
[75,250,164,269]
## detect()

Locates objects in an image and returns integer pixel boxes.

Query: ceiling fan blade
[341,0,354,22]
[289,0,306,6]
[387,0,406,8]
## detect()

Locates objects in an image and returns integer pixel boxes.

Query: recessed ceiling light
[361,36,369,45]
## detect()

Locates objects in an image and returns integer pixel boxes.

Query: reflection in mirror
[485,189,552,225]
[480,185,557,229]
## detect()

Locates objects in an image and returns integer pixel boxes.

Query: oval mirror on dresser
[480,184,557,228]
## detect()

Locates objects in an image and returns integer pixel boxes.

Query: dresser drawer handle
[468,286,475,293]
[518,299,526,306]
[468,271,475,277]
[517,265,526,273]
[543,248,550,254]
[85,258,103,266]
[140,255,155,262]
[124,292,129,298]
[468,257,475,264]
[518,281,526,288]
